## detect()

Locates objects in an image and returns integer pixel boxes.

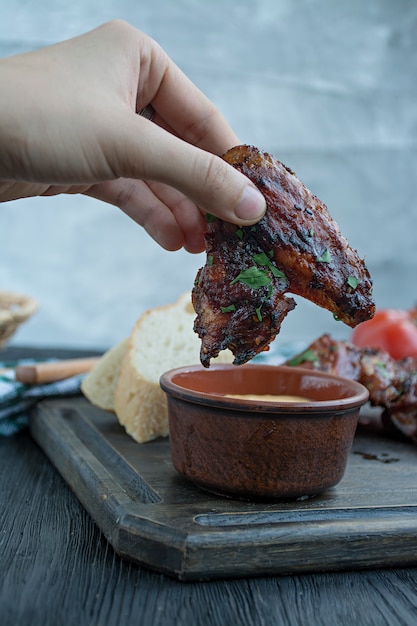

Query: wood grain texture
[1,348,417,625]
[1,431,417,626]
[28,397,417,581]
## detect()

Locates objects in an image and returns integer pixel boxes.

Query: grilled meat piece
[193,145,375,367]
[382,371,417,444]
[287,334,417,444]
[192,223,298,366]
[287,333,406,406]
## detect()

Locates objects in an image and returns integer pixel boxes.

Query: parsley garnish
[208,255,214,266]
[255,284,273,321]
[347,276,360,290]
[206,212,216,222]
[252,252,287,281]
[288,349,318,367]
[252,252,270,265]
[236,228,243,240]
[221,304,236,313]
[271,267,286,279]
[230,266,271,289]
[230,253,286,321]
[316,249,332,263]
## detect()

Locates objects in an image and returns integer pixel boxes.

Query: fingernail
[235,185,266,221]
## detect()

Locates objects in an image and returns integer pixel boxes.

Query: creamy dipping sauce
[224,394,314,402]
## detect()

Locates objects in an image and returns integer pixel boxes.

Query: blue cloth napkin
[0,359,86,436]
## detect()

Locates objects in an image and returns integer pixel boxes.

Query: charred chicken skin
[193,145,375,367]
[286,334,417,445]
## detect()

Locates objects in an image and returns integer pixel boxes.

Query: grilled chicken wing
[286,334,417,445]
[193,145,375,367]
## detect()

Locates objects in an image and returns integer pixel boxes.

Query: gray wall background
[1,0,416,351]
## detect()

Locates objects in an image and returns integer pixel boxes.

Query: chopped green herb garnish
[288,349,318,367]
[206,212,216,222]
[347,276,361,290]
[316,249,332,263]
[208,255,214,266]
[236,228,243,240]
[309,228,314,237]
[270,266,287,279]
[252,252,287,282]
[221,304,236,313]
[253,252,270,265]
[230,266,271,289]
[250,226,257,232]
[267,250,274,258]
[255,284,273,323]
[333,312,341,321]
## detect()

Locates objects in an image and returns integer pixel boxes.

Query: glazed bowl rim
[160,363,369,414]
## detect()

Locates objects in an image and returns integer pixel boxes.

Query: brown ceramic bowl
[160,364,369,501]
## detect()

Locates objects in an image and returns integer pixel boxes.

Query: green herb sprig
[230,251,287,322]
[221,304,236,313]
[255,284,273,321]
[316,249,332,263]
[287,349,318,367]
[230,266,271,289]
[252,252,287,281]
[347,276,361,290]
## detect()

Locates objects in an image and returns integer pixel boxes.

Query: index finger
[140,37,240,155]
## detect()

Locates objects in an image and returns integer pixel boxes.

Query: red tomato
[351,308,417,360]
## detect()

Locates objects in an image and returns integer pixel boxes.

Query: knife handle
[15,357,100,384]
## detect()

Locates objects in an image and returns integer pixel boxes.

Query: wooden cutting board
[29,397,417,581]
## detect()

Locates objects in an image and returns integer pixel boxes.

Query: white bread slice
[81,338,128,411]
[114,292,233,443]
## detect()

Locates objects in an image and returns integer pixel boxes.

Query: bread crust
[84,292,233,443]
[114,292,233,443]
[81,338,128,411]
[114,348,169,443]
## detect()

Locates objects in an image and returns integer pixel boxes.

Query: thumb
[115,116,266,225]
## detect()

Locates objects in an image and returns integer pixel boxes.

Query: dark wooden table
[1,346,417,626]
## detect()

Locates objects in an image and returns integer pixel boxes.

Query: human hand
[0,20,266,252]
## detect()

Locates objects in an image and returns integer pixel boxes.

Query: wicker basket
[0,291,39,348]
